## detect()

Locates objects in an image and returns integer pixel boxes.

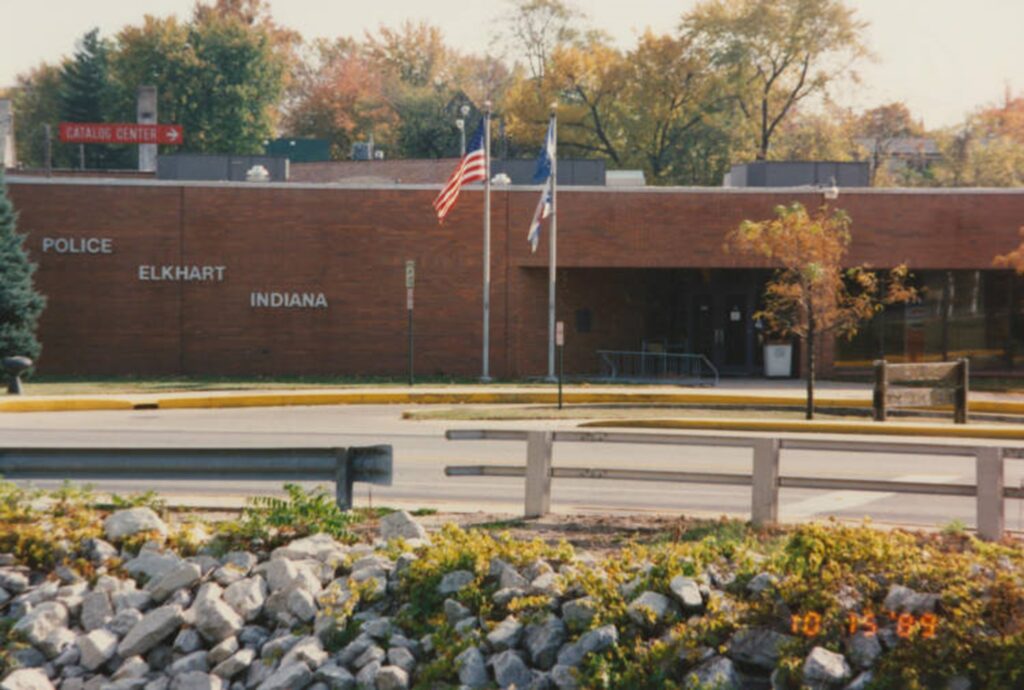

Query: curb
[579,417,1024,440]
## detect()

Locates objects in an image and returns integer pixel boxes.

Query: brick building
[6,176,1024,379]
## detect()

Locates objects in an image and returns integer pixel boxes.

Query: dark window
[575,308,592,333]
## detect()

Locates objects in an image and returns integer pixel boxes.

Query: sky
[1,0,1023,129]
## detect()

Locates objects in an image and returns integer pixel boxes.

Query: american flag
[433,120,486,223]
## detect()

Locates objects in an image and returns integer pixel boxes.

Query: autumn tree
[500,0,585,83]
[994,226,1024,273]
[8,63,65,168]
[728,203,915,418]
[769,102,859,161]
[684,0,868,160]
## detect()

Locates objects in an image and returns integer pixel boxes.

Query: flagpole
[481,101,493,382]
[547,105,558,381]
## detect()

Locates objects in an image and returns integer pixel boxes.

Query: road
[0,404,1022,531]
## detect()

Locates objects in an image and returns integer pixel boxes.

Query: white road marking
[783,474,962,519]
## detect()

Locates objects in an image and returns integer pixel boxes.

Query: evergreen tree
[59,29,130,168]
[0,173,46,363]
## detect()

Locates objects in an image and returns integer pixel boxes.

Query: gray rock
[147,645,174,672]
[280,637,327,670]
[443,598,472,624]
[945,677,971,690]
[550,665,578,690]
[81,592,114,632]
[272,534,347,565]
[0,568,29,594]
[353,646,385,670]
[211,649,256,679]
[498,567,529,591]
[113,656,150,679]
[62,678,87,690]
[524,615,567,671]
[245,661,275,689]
[843,672,874,690]
[223,579,266,623]
[108,609,145,638]
[118,605,186,658]
[174,630,203,655]
[221,552,258,574]
[883,585,939,615]
[148,563,202,604]
[626,591,677,628]
[803,646,851,687]
[683,656,740,690]
[194,596,244,644]
[124,552,182,582]
[455,617,478,635]
[40,627,76,660]
[238,626,270,651]
[378,512,428,542]
[745,572,778,595]
[385,648,414,675]
[487,616,523,652]
[493,588,526,607]
[53,642,80,668]
[13,602,69,647]
[845,632,881,670]
[0,669,55,690]
[77,629,119,671]
[0,586,8,607]
[209,638,239,666]
[529,572,562,597]
[313,664,354,690]
[287,588,318,623]
[336,635,374,667]
[7,648,44,670]
[490,650,532,689]
[112,588,153,614]
[373,667,407,690]
[255,663,311,690]
[354,661,380,690]
[104,509,169,542]
[727,627,795,671]
[560,598,597,630]
[669,576,704,612]
[437,570,474,596]
[169,672,223,690]
[555,625,618,668]
[259,560,319,595]
[455,647,488,689]
[84,539,119,565]
[169,651,209,676]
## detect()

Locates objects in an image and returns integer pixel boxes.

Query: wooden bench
[873,359,968,424]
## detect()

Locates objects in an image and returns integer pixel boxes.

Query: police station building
[7,172,1024,380]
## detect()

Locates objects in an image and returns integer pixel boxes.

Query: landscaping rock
[103,509,169,542]
[208,637,239,666]
[437,570,474,596]
[555,624,618,668]
[378,512,428,543]
[803,646,852,687]
[882,585,938,615]
[194,595,244,643]
[683,656,740,690]
[728,627,795,671]
[313,663,355,690]
[77,629,119,672]
[374,666,408,690]
[561,597,597,630]
[386,647,415,675]
[626,591,677,628]
[846,631,882,670]
[211,649,255,679]
[118,605,186,658]
[746,572,778,595]
[455,647,489,688]
[255,663,311,690]
[487,616,524,652]
[524,615,567,670]
[148,564,202,604]
[80,592,113,632]
[169,651,209,676]
[443,598,472,624]
[490,650,533,689]
[669,575,704,612]
[13,602,69,647]
[0,668,55,690]
[169,672,223,690]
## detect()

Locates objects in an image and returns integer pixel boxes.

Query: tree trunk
[806,315,816,420]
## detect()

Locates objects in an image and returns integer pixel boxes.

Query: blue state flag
[532,118,556,184]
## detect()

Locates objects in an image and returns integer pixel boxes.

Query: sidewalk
[1,378,1022,413]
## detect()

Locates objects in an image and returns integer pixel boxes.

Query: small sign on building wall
[405,260,415,289]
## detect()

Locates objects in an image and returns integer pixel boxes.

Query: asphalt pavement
[0,404,1022,532]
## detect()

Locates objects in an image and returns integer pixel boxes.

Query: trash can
[764,343,792,378]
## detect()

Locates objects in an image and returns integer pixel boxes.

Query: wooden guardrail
[445,429,1021,541]
[873,359,968,424]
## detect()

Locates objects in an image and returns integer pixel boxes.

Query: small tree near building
[0,173,46,363]
[727,202,915,419]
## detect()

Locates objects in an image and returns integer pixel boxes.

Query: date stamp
[790,611,938,639]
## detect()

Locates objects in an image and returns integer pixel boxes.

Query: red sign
[59,123,183,145]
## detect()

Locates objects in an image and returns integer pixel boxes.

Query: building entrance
[689,284,761,375]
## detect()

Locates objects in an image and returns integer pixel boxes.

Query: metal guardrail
[597,350,719,386]
[0,446,393,509]
[444,429,1023,541]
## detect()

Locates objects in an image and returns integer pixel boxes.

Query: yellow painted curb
[0,399,135,413]
[580,417,1024,440]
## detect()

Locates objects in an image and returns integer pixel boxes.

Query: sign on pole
[405,260,416,289]
[556,321,565,346]
[59,123,184,146]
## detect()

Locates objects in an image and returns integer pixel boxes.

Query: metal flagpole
[481,101,493,381]
[547,106,558,381]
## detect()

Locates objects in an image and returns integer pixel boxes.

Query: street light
[456,104,471,156]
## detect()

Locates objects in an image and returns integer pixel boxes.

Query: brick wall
[7,178,1024,377]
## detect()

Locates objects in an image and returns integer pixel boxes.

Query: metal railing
[597,350,719,386]
[445,429,1024,541]
[0,445,393,509]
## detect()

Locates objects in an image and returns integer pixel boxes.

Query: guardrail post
[955,358,969,424]
[524,431,553,518]
[335,449,356,510]
[873,360,887,422]
[976,447,1004,541]
[751,438,780,527]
